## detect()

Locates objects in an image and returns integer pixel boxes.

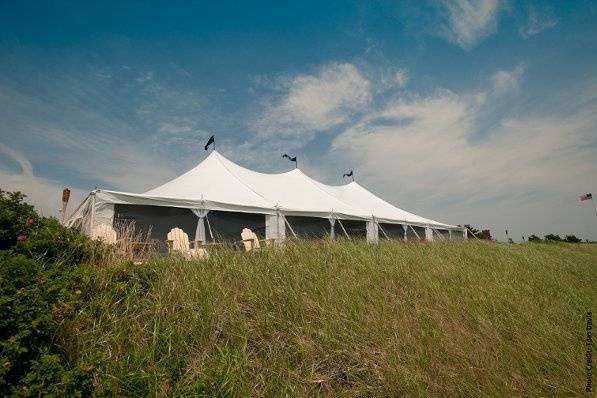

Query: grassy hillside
[66,240,596,397]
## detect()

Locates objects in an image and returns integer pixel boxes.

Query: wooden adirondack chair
[91,224,117,244]
[91,223,153,262]
[240,228,274,252]
[167,227,208,259]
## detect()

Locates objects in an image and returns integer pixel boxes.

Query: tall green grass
[65,240,596,396]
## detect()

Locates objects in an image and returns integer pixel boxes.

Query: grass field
[64,240,596,397]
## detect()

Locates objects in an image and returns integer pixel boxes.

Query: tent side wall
[285,216,331,239]
[378,223,406,240]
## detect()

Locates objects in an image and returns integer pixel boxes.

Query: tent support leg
[378,222,390,240]
[88,193,96,235]
[409,225,421,240]
[466,227,482,241]
[205,214,214,241]
[283,215,298,238]
[336,218,351,240]
[432,228,446,241]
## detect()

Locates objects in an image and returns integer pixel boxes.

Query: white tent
[66,150,466,243]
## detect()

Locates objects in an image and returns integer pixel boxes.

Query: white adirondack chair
[91,224,117,244]
[240,228,274,252]
[167,227,208,259]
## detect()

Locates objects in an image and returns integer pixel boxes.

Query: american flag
[579,193,593,201]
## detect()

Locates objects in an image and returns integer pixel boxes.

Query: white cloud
[394,69,409,88]
[0,144,86,217]
[329,66,597,240]
[0,64,215,195]
[491,63,526,96]
[519,6,557,38]
[439,0,502,49]
[0,143,33,177]
[253,62,371,148]
[0,169,87,218]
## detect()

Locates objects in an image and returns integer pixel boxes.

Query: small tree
[528,234,542,242]
[478,229,492,240]
[462,225,491,240]
[564,235,581,243]
[544,234,562,242]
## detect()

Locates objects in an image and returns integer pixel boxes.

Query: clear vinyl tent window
[436,229,451,240]
[113,205,268,247]
[284,216,331,239]
[451,230,464,240]
[338,219,367,239]
[406,225,426,241]
[114,204,196,240]
[379,223,406,240]
[207,211,266,242]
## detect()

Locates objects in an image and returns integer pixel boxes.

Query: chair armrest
[190,240,203,249]
[259,238,275,247]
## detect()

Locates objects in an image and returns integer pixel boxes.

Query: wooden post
[60,188,71,225]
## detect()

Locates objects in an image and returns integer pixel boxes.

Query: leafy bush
[564,235,581,243]
[12,217,91,266]
[528,234,542,242]
[544,234,562,242]
[0,190,38,250]
[462,224,492,240]
[0,190,92,396]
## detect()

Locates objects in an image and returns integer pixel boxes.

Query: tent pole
[283,215,298,238]
[336,217,351,240]
[205,213,214,241]
[466,227,482,241]
[409,224,421,240]
[432,228,446,241]
[88,192,96,235]
[378,222,390,240]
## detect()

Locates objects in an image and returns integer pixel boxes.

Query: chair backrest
[167,227,190,252]
[241,228,260,251]
[91,224,117,244]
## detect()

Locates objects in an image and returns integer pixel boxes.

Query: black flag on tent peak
[204,135,215,151]
[282,153,298,168]
[343,170,353,178]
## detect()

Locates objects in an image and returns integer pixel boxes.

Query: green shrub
[12,217,91,266]
[544,233,562,242]
[0,252,91,396]
[564,234,581,243]
[0,190,92,396]
[0,191,38,250]
[528,234,542,242]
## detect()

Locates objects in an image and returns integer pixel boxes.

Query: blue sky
[1,0,597,241]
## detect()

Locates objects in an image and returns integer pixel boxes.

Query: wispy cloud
[0,144,86,217]
[325,65,597,238]
[438,0,502,49]
[252,62,371,149]
[491,63,527,96]
[255,61,597,238]
[394,69,409,89]
[519,6,557,38]
[0,59,225,215]
[0,143,33,177]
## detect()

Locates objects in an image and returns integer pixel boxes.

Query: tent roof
[77,150,457,228]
